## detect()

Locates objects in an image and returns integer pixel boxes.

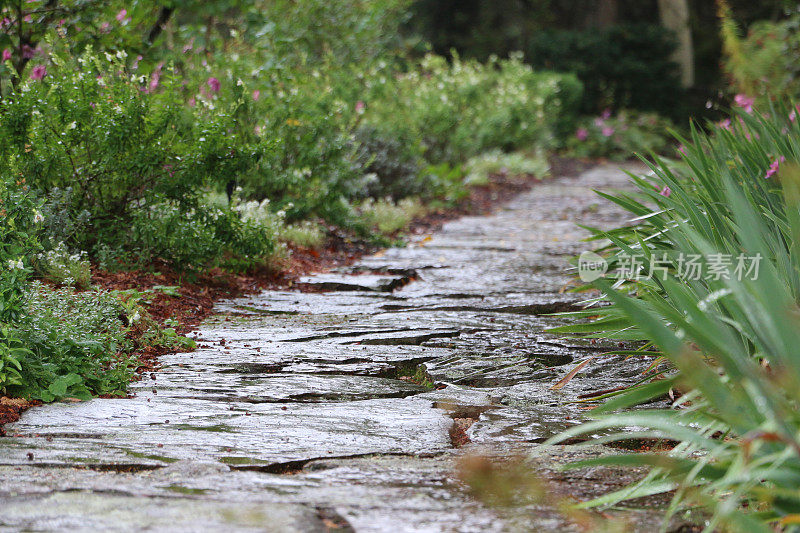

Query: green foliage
[527,24,683,119]
[358,197,426,235]
[0,175,39,324]
[365,53,583,164]
[548,105,800,528]
[464,150,549,185]
[279,221,326,249]
[564,110,675,160]
[0,46,251,253]
[13,283,135,400]
[720,4,800,103]
[33,243,92,289]
[353,125,425,199]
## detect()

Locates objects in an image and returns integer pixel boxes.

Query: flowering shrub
[34,243,92,289]
[564,110,674,159]
[365,53,582,164]
[0,46,254,263]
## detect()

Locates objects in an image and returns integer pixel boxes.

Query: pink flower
[575,128,589,141]
[355,100,366,114]
[149,72,160,92]
[21,45,34,59]
[791,105,800,123]
[1,49,11,62]
[659,186,671,197]
[765,156,786,179]
[594,117,605,128]
[30,65,46,80]
[601,126,615,138]
[182,40,194,54]
[678,145,687,156]
[718,118,732,131]
[601,108,612,120]
[100,22,110,33]
[187,97,196,107]
[252,89,260,101]
[23,15,32,23]
[734,94,754,113]
[116,9,127,22]
[207,77,221,93]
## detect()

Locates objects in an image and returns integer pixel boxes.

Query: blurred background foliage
[407,0,797,119]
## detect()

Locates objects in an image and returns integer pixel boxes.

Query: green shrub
[0,47,254,266]
[279,221,326,249]
[352,125,426,199]
[365,53,582,164]
[564,110,674,160]
[421,162,470,206]
[720,6,800,103]
[0,175,40,325]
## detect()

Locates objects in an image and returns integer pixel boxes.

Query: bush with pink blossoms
[563,109,674,160]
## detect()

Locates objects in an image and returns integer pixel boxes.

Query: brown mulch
[0,158,596,429]
[0,397,39,436]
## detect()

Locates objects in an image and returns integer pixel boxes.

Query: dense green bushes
[365,54,582,164]
[527,24,682,118]
[549,105,800,529]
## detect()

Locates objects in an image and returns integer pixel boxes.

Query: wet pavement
[0,164,674,532]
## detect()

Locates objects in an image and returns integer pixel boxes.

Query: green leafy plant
[547,105,800,530]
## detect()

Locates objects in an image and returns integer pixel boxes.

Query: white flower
[7,259,24,271]
[33,210,44,223]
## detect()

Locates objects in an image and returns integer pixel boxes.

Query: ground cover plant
[548,104,800,530]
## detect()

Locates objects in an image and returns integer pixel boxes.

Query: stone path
[0,164,669,532]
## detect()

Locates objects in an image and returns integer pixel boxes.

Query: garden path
[0,164,674,532]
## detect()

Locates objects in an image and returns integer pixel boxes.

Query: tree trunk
[658,0,694,87]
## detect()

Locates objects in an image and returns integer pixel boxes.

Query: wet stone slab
[0,164,672,532]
